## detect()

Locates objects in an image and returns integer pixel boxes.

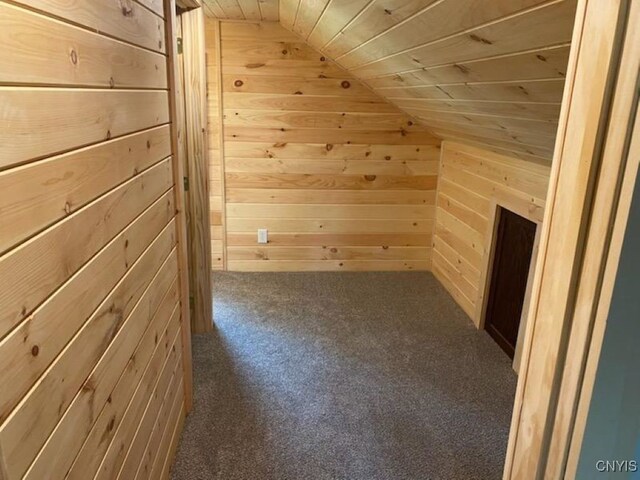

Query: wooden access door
[485,208,537,358]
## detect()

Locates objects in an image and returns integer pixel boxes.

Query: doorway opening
[484,207,538,361]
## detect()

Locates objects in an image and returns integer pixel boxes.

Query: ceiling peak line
[320,0,377,52]
[332,0,448,61]
[373,77,566,91]
[345,0,567,72]
[360,43,573,80]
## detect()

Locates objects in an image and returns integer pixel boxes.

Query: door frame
[475,200,542,372]
[504,0,639,477]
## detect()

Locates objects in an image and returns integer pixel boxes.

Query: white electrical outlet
[257,228,268,244]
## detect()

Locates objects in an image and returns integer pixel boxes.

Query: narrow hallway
[171,272,516,480]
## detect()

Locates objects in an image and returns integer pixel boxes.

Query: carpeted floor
[171,272,517,480]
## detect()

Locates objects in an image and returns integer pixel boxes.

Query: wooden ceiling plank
[220,20,298,41]
[217,0,245,19]
[338,0,553,69]
[202,1,226,18]
[406,109,559,136]
[237,0,262,20]
[348,0,577,77]
[305,0,372,49]
[258,0,279,21]
[367,45,570,88]
[431,126,554,158]
[279,0,300,29]
[324,0,440,60]
[383,78,565,103]
[291,0,331,39]
[395,98,561,121]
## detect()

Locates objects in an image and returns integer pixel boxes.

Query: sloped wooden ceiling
[282,0,578,162]
[204,0,577,163]
[203,0,279,20]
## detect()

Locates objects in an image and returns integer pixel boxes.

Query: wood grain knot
[69,49,78,65]
[341,80,351,89]
[330,248,338,253]
[31,345,39,357]
[325,144,333,151]
[320,56,326,62]
[469,34,492,45]
[234,79,244,87]
[382,246,389,250]
[364,175,377,181]
[385,155,391,160]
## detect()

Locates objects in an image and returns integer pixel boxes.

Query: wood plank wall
[206,20,442,271]
[0,1,189,478]
[432,141,551,322]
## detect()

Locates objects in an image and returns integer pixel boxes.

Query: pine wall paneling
[0,1,191,478]
[431,141,551,323]
[205,20,441,272]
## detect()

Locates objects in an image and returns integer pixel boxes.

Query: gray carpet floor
[171,272,517,480]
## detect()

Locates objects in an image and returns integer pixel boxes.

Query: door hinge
[177,37,183,54]
[183,176,189,191]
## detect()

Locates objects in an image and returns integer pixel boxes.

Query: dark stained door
[484,208,537,358]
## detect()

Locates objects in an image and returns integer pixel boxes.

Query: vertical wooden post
[164,0,194,413]
[214,19,228,271]
[547,2,640,476]
[180,7,214,333]
[504,0,635,477]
